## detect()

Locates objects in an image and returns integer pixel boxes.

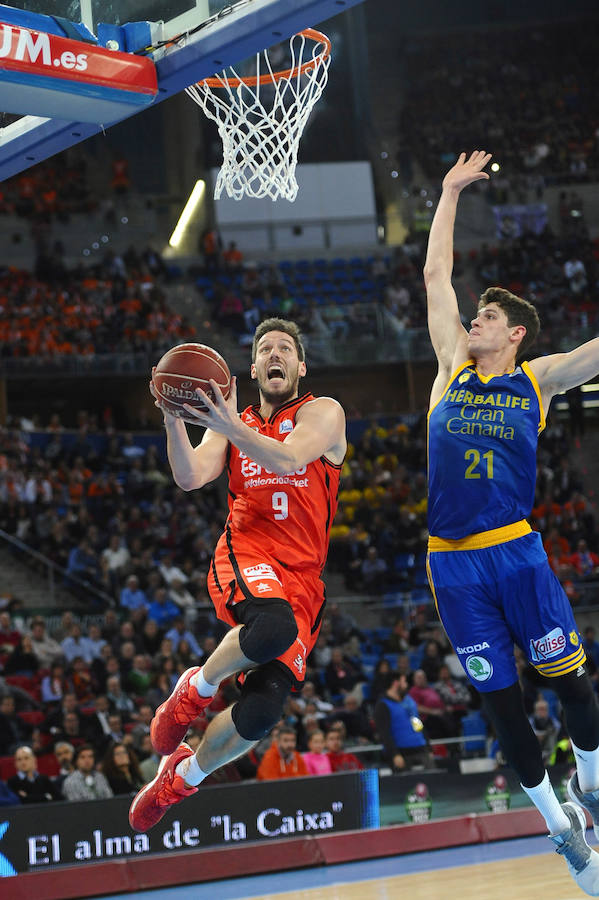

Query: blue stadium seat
[461,712,487,753]
[408,648,423,670]
[394,552,415,571]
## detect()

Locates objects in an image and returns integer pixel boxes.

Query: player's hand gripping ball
[152,343,231,418]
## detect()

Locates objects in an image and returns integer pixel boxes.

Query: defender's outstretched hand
[442,150,492,193]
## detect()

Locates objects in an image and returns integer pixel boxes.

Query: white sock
[191,668,219,698]
[521,771,570,835]
[175,754,208,786]
[572,740,599,793]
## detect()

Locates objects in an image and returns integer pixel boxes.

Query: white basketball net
[186,31,331,202]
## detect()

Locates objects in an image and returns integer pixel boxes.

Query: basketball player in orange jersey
[129,318,346,831]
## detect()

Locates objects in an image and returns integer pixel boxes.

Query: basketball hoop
[185,29,331,202]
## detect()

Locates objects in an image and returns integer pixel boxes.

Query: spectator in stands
[200,228,221,272]
[328,603,360,645]
[147,587,180,628]
[409,669,456,740]
[127,654,152,695]
[164,617,201,657]
[325,646,364,699]
[408,611,435,648]
[8,746,57,803]
[257,726,308,780]
[105,675,136,720]
[325,726,364,772]
[66,537,100,585]
[101,534,130,580]
[370,658,393,703]
[53,741,75,795]
[4,634,39,676]
[158,553,187,587]
[112,620,144,657]
[384,619,410,655]
[146,672,172,711]
[360,546,388,592]
[61,622,94,665]
[28,616,62,668]
[570,539,599,578]
[529,697,561,765]
[52,710,87,749]
[139,618,161,657]
[120,574,148,613]
[223,241,243,270]
[101,742,144,795]
[139,737,160,783]
[40,662,70,705]
[87,623,106,660]
[302,730,333,776]
[374,672,431,771]
[290,680,333,720]
[434,664,471,730]
[330,693,374,743]
[0,611,21,653]
[62,744,113,801]
[128,703,154,754]
[0,694,30,754]
[420,640,444,684]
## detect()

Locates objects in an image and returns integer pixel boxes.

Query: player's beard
[258,368,300,407]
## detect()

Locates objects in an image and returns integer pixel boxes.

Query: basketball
[153,343,231,417]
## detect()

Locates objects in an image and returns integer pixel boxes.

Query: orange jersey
[226,393,342,572]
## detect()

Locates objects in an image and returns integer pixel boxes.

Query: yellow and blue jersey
[427,360,545,539]
[426,359,585,690]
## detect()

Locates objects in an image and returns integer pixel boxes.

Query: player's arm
[151,375,227,490]
[183,380,346,475]
[423,151,492,375]
[529,337,599,406]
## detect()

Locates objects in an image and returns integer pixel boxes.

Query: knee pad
[237,597,298,664]
[232,662,293,741]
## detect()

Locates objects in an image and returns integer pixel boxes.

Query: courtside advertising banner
[0,770,379,876]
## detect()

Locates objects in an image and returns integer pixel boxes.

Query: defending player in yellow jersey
[424,150,599,897]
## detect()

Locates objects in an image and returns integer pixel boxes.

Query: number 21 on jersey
[464,449,494,479]
[272,491,288,520]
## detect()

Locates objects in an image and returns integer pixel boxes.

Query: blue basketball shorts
[426,531,585,692]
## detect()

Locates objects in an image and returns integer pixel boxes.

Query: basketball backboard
[0,0,365,181]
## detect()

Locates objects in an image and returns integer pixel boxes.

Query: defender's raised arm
[424,151,492,378]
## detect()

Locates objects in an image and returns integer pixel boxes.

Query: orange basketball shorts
[207,531,326,685]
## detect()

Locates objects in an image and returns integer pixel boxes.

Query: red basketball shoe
[150,666,214,756]
[129,743,198,833]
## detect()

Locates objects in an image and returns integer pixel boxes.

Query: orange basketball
[153,343,231,417]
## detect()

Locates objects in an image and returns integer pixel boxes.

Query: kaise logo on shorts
[529,627,566,662]
[256,582,271,593]
[293,654,304,674]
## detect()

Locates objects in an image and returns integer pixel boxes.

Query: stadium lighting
[169,180,206,248]
[491,162,500,172]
